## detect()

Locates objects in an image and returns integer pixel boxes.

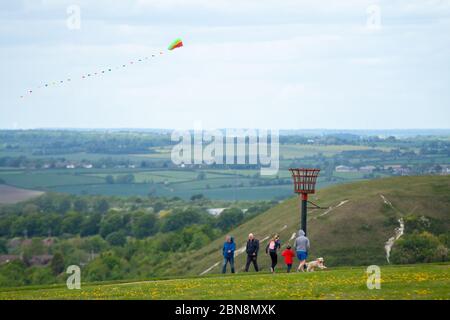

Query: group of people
[222,230,310,274]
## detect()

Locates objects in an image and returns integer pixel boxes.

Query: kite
[168,38,183,50]
[20,38,184,99]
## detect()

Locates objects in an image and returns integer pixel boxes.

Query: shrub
[50,252,65,275]
[216,208,244,232]
[105,231,127,247]
[391,232,448,264]
[0,260,27,287]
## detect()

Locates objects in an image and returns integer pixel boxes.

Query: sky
[1,0,449,130]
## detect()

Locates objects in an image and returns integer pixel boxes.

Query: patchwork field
[0,185,44,204]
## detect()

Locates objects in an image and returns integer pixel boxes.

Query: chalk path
[314,200,349,219]
[381,194,404,263]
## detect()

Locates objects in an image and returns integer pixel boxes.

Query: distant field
[0,171,104,188]
[0,165,370,200]
[0,185,44,204]
[49,182,294,200]
[279,144,391,159]
[0,264,448,300]
[0,143,393,200]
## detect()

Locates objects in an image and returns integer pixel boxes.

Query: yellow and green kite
[168,38,183,50]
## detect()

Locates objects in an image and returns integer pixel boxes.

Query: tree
[0,260,27,287]
[23,238,46,261]
[161,208,203,232]
[29,266,54,285]
[132,212,158,239]
[11,216,28,237]
[58,198,72,214]
[99,213,124,238]
[105,175,115,184]
[41,213,62,236]
[84,251,127,282]
[73,198,88,212]
[190,194,205,201]
[116,174,135,184]
[23,204,39,215]
[216,208,244,231]
[50,252,65,275]
[94,198,109,214]
[81,235,108,253]
[0,238,7,254]
[106,231,127,246]
[153,201,165,213]
[61,211,83,235]
[188,232,210,250]
[80,213,101,237]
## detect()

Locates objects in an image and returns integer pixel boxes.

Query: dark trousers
[222,256,235,274]
[245,255,259,272]
[287,264,292,273]
[269,252,278,270]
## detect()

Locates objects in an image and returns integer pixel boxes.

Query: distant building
[359,165,376,173]
[383,164,402,170]
[0,254,53,266]
[82,164,93,169]
[29,255,53,266]
[207,208,246,216]
[66,164,76,169]
[207,208,227,216]
[335,165,357,173]
[443,166,450,175]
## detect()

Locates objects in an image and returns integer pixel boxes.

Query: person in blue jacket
[222,235,236,273]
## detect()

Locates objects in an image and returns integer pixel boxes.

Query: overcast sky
[1,0,449,130]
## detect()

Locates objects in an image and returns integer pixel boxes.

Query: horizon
[1,127,450,132]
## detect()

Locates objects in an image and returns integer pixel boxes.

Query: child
[281,245,295,273]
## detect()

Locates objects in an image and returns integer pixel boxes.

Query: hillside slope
[171,176,449,276]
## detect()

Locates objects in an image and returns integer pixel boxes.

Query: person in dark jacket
[222,235,236,273]
[265,234,281,273]
[244,233,259,272]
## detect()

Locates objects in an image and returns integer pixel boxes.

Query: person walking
[295,229,310,272]
[281,245,295,273]
[244,233,259,272]
[265,234,281,273]
[222,235,236,274]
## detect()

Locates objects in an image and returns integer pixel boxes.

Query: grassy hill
[167,176,449,276]
[0,263,448,299]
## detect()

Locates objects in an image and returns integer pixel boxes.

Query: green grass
[0,264,448,300]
